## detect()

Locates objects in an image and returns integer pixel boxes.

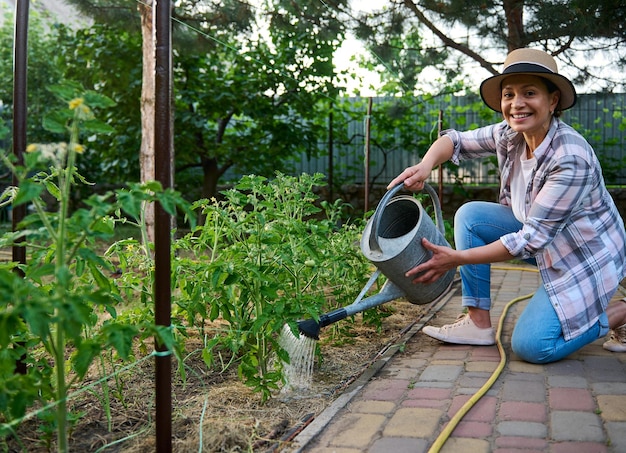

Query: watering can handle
[369,182,446,254]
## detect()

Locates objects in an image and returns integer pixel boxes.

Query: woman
[388,48,626,364]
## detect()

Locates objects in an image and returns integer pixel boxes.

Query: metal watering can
[297,183,455,339]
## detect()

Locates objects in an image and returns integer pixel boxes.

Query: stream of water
[278,324,317,393]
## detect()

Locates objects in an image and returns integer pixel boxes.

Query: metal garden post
[154,0,173,450]
[12,0,29,376]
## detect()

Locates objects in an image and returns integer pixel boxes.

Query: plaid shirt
[443,118,626,340]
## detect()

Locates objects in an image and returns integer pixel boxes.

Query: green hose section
[427,266,538,453]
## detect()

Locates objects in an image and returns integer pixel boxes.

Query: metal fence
[287,93,626,187]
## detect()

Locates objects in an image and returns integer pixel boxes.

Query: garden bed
[6,298,426,452]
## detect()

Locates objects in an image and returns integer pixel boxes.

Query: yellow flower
[72,143,85,154]
[69,98,84,110]
[26,144,38,153]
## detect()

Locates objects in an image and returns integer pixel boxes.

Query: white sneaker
[603,324,626,352]
[423,313,495,346]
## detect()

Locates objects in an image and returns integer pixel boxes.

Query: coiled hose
[427,266,539,453]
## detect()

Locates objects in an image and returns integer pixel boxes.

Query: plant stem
[53,114,80,453]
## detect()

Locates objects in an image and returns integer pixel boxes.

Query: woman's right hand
[387,136,454,192]
[387,162,433,192]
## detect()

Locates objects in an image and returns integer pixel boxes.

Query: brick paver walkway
[289,266,626,453]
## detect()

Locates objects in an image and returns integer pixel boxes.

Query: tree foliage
[45,0,348,199]
[0,12,65,146]
[354,0,626,92]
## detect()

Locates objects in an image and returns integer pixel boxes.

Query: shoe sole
[602,343,626,353]
[422,326,495,346]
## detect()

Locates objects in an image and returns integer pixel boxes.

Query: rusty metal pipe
[12,0,29,376]
[154,0,172,450]
[12,0,28,269]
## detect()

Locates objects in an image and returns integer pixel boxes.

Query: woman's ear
[551,90,561,114]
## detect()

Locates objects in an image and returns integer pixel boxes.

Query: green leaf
[116,189,144,219]
[102,323,138,360]
[201,346,215,368]
[82,119,115,134]
[88,262,111,291]
[42,110,72,134]
[25,263,56,283]
[83,90,116,108]
[72,340,101,378]
[13,180,44,207]
[0,312,23,347]
[48,82,84,102]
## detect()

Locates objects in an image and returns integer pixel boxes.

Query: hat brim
[480,72,577,113]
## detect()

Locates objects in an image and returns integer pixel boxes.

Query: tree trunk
[503,0,525,50]
[202,156,220,200]
[139,0,156,244]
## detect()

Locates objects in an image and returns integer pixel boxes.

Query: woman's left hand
[406,238,458,284]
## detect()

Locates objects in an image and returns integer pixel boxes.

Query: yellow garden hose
[427,266,539,453]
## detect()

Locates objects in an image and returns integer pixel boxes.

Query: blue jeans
[454,201,609,364]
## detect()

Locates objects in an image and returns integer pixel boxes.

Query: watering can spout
[297,272,405,339]
[297,309,348,340]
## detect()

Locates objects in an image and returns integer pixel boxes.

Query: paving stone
[449,420,493,438]
[369,437,429,453]
[548,388,596,411]
[419,364,464,382]
[550,411,605,442]
[507,359,543,375]
[361,378,410,401]
[402,398,449,409]
[349,400,396,414]
[411,381,455,390]
[459,373,498,390]
[544,358,584,375]
[378,358,427,379]
[592,382,626,395]
[550,442,608,453]
[496,421,547,438]
[406,386,453,401]
[547,374,588,388]
[470,346,501,361]
[324,413,387,449]
[465,361,499,373]
[494,436,548,450]
[498,401,547,423]
[597,395,626,421]
[313,448,362,453]
[439,437,490,453]
[433,349,469,360]
[447,395,497,422]
[457,387,500,398]
[504,370,546,380]
[604,421,626,453]
[582,357,625,382]
[502,379,546,402]
[383,407,442,438]
[377,367,420,380]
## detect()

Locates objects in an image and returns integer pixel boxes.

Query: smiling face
[500,74,560,148]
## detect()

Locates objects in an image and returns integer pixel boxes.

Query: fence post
[154,0,173,450]
[12,0,29,376]
[437,110,443,201]
[364,97,373,212]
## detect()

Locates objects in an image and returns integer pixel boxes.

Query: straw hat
[480,48,577,112]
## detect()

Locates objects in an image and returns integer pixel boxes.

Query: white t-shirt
[510,150,536,223]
